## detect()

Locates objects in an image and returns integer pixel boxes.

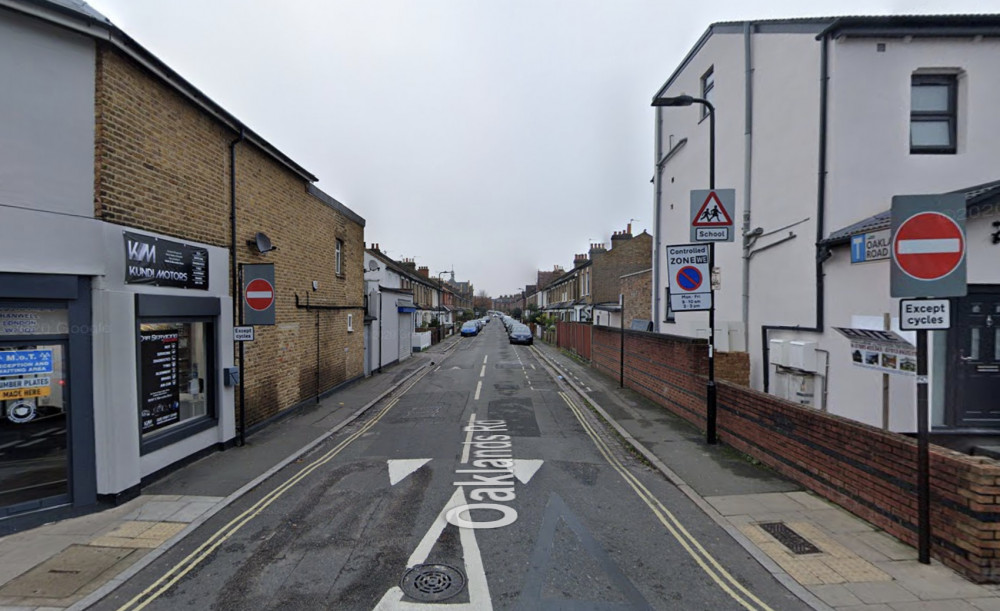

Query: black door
[948,286,1000,426]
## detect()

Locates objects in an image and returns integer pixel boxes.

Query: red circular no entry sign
[245,278,275,311]
[893,212,965,281]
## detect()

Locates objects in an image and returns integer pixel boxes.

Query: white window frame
[335,239,343,275]
[347,313,353,332]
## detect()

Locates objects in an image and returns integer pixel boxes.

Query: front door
[948,286,1000,426]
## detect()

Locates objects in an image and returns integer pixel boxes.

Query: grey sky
[89,0,993,297]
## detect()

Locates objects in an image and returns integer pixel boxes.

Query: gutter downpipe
[741,21,754,351]
[761,31,829,393]
[230,127,246,446]
[653,108,664,332]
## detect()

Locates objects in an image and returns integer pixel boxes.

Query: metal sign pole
[238,264,246,447]
[916,328,930,563]
[620,293,625,388]
[707,242,717,444]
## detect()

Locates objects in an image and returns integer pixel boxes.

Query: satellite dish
[248,232,276,254]
[368,260,380,271]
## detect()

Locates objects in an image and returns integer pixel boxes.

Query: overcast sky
[88,0,993,297]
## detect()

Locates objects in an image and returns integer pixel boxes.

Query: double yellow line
[557,391,773,611]
[117,371,427,611]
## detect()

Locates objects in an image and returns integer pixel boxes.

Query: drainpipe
[741,22,755,351]
[230,127,245,446]
[653,108,664,332]
[761,32,830,392]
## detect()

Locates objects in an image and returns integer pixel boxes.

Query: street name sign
[890,194,967,298]
[899,299,950,330]
[690,189,735,243]
[666,243,712,311]
[850,229,891,264]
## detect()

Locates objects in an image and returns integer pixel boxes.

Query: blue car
[461,321,479,337]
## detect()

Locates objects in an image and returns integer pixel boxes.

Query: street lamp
[652,93,719,445]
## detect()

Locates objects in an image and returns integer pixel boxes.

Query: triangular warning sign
[692,191,733,226]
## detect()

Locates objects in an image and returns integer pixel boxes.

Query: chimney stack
[417,266,429,278]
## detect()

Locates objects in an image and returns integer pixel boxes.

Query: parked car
[508,323,533,345]
[461,321,479,337]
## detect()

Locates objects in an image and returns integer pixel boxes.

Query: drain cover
[400,564,466,602]
[758,522,822,555]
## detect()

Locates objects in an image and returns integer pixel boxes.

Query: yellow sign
[0,386,51,400]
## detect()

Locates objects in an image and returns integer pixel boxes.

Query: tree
[512,307,522,320]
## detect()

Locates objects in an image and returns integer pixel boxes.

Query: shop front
[0,274,95,525]
[0,223,234,532]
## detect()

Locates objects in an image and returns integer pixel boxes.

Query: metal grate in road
[758,522,822,555]
[400,564,466,602]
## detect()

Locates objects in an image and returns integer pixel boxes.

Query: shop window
[0,340,68,507]
[136,294,219,453]
[139,321,213,440]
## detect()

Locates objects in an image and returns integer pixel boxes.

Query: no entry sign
[245,278,274,311]
[890,194,967,298]
[241,263,276,325]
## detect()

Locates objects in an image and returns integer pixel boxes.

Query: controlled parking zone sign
[666,243,711,311]
[890,194,967,298]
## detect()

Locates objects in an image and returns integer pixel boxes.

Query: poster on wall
[124,232,209,290]
[140,329,180,433]
[834,327,917,377]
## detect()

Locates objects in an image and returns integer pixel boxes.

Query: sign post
[891,193,966,565]
[238,263,276,446]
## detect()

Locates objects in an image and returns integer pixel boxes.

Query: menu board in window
[140,329,180,433]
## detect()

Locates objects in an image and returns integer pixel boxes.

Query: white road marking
[388,459,432,486]
[511,459,544,484]
[460,413,476,464]
[897,238,961,254]
[474,380,482,401]
[480,365,486,377]
[530,364,536,370]
[374,488,492,610]
[483,355,488,364]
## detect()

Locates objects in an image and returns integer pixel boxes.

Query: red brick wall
[588,326,1000,583]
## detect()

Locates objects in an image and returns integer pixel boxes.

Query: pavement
[1,335,998,610]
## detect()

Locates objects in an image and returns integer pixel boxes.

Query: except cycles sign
[900,299,951,330]
[666,244,711,311]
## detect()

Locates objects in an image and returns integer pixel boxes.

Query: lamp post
[652,94,718,445]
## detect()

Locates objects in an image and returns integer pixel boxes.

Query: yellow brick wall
[95,47,365,427]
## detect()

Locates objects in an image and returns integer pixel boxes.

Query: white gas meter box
[787,341,819,372]
[769,339,788,367]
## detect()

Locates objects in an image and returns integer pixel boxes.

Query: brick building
[0,1,364,530]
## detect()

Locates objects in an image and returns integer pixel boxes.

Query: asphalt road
[90,320,809,610]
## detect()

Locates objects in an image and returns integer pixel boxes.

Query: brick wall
[587,325,1000,583]
[95,48,365,428]
[621,269,651,330]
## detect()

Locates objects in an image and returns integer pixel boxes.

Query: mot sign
[666,243,711,311]
[890,194,967,298]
